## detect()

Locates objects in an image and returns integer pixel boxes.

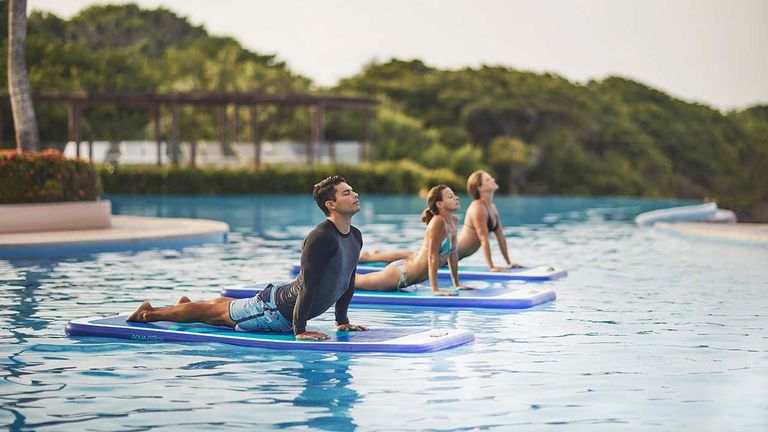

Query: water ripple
[0,195,766,430]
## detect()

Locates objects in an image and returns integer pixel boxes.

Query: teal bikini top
[438,236,457,257]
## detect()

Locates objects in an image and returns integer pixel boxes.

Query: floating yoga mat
[634,202,718,226]
[65,314,474,353]
[222,281,556,309]
[290,263,567,282]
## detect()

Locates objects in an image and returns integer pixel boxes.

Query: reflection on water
[1,195,766,430]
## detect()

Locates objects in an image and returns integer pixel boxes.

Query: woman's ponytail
[421,184,448,225]
[421,208,434,224]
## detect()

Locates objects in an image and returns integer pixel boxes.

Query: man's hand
[337,323,368,331]
[296,331,329,340]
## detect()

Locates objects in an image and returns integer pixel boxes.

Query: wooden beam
[317,102,325,155]
[218,105,228,157]
[362,107,373,162]
[152,105,161,166]
[250,105,261,166]
[308,102,325,165]
[308,105,315,164]
[190,140,197,168]
[232,104,239,146]
[68,102,81,159]
[1,92,378,108]
[170,103,179,166]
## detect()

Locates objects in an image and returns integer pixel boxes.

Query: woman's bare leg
[359,250,415,264]
[355,265,403,291]
[127,298,236,327]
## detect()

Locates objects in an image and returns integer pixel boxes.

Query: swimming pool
[1,195,766,430]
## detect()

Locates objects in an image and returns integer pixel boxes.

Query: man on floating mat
[359,170,525,271]
[127,175,367,340]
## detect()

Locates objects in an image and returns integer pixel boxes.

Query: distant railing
[63,140,365,166]
[0,91,377,166]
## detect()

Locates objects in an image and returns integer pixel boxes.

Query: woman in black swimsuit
[458,170,522,271]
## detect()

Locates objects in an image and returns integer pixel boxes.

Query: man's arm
[335,272,354,326]
[336,227,367,331]
[334,272,366,331]
[293,229,336,336]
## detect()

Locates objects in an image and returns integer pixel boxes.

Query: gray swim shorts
[229,284,293,333]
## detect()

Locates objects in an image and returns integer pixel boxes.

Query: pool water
[1,195,766,430]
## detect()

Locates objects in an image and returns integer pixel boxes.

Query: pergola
[0,91,378,166]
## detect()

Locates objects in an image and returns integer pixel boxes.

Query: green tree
[372,106,439,161]
[488,136,539,194]
[7,0,39,151]
[7,2,768,220]
[449,143,485,178]
[420,143,450,169]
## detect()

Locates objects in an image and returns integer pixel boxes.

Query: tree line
[1,3,766,219]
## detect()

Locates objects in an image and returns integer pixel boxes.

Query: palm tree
[7,0,40,151]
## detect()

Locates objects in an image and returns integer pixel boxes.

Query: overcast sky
[28,0,768,111]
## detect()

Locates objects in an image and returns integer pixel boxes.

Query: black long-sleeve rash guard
[275,219,363,335]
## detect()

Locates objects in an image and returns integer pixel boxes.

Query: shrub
[99,160,465,195]
[373,107,440,161]
[0,150,102,204]
[449,144,486,177]
[419,143,451,169]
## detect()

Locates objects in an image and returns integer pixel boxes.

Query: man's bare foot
[175,296,191,305]
[127,302,153,322]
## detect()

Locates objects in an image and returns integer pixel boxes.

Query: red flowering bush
[0,150,102,204]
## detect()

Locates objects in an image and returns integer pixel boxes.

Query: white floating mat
[222,281,556,309]
[66,314,474,353]
[290,263,567,282]
[634,202,717,226]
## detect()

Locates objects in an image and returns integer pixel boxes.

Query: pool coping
[0,200,112,234]
[0,215,229,257]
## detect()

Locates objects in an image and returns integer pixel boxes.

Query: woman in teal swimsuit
[355,184,473,296]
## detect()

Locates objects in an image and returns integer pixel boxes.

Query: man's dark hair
[313,175,346,216]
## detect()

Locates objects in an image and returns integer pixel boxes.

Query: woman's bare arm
[493,207,523,268]
[427,216,457,296]
[448,220,475,290]
[470,203,505,270]
[447,228,461,287]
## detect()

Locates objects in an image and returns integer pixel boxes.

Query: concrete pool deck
[655,222,768,247]
[0,215,229,257]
